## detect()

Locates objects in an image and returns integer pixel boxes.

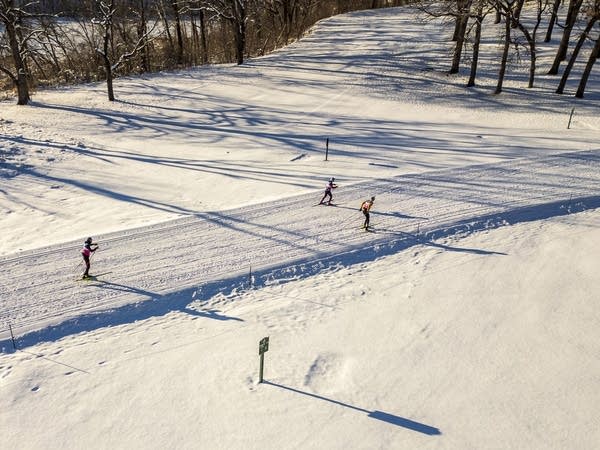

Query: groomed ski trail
[1,149,599,343]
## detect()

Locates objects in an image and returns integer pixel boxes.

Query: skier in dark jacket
[319,177,338,205]
[81,237,99,278]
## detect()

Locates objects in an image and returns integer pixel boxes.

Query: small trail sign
[259,337,269,355]
[258,336,269,383]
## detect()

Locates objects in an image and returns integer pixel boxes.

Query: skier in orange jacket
[360,196,375,230]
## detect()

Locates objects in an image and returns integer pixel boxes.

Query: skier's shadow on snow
[264,381,441,435]
[321,206,426,221]
[422,239,507,255]
[185,307,244,322]
[376,211,428,220]
[86,280,244,322]
[375,229,506,256]
[2,282,244,352]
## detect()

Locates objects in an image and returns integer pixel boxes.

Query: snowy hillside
[1,6,599,450]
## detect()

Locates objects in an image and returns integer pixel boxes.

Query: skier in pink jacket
[319,177,338,205]
[81,237,99,278]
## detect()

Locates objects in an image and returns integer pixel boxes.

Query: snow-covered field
[1,6,599,449]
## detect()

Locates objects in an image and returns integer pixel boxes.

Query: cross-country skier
[360,196,375,230]
[319,177,338,205]
[81,237,99,278]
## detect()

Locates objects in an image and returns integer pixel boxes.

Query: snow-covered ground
[1,6,599,449]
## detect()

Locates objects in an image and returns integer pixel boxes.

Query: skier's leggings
[83,255,91,274]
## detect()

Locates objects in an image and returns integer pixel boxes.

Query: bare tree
[205,0,248,64]
[450,0,473,74]
[467,0,492,86]
[93,0,157,100]
[544,0,561,42]
[268,0,321,42]
[575,22,600,96]
[494,0,514,94]
[269,0,300,43]
[548,0,584,74]
[188,0,210,64]
[0,0,45,104]
[169,0,185,65]
[414,0,474,74]
[94,0,118,100]
[556,5,598,94]
[488,0,546,91]
[510,0,549,87]
[135,0,151,72]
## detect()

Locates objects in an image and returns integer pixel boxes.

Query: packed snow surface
[1,6,599,450]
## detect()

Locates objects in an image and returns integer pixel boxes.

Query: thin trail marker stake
[325,137,329,161]
[8,323,17,351]
[567,107,575,129]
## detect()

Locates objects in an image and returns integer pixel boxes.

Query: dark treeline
[1,0,405,104]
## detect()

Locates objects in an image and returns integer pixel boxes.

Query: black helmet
[330,177,335,182]
[85,237,93,244]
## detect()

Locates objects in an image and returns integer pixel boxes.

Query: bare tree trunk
[170,0,184,65]
[233,0,247,65]
[521,26,536,88]
[6,19,31,104]
[512,0,524,26]
[92,0,117,101]
[234,20,246,65]
[449,0,472,74]
[137,0,150,72]
[544,0,561,42]
[556,17,597,94]
[512,0,542,88]
[575,32,600,98]
[159,0,174,53]
[219,16,230,62]
[1,0,31,105]
[467,4,484,87]
[452,14,462,41]
[548,0,583,74]
[283,0,293,42]
[495,14,511,94]
[199,9,208,64]
[101,16,115,101]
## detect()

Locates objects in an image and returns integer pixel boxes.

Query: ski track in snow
[2,149,599,344]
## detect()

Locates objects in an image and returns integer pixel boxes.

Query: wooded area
[416,0,600,98]
[1,0,598,104]
[0,0,404,103]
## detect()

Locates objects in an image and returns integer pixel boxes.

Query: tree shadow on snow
[3,190,599,353]
[1,278,245,352]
